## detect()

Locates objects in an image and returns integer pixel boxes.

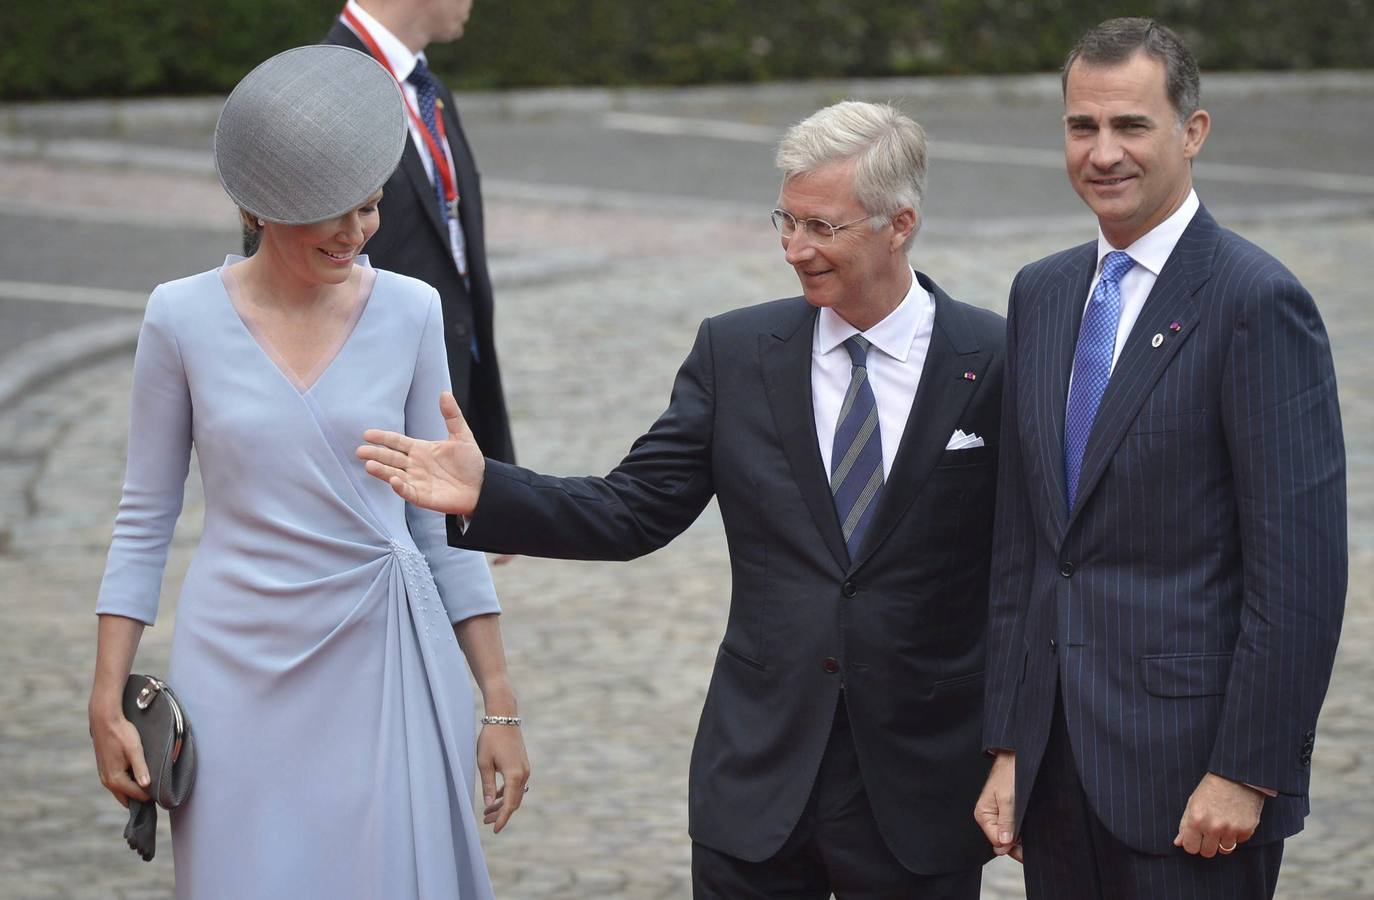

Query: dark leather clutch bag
[121,674,197,861]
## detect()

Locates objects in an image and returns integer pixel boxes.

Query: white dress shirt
[1086,189,1200,373]
[342,0,469,275]
[812,272,937,478]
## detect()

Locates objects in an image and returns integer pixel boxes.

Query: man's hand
[357,390,486,515]
[975,750,1021,861]
[1173,772,1264,857]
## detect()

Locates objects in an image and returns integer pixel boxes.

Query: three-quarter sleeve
[405,289,501,624]
[95,286,193,625]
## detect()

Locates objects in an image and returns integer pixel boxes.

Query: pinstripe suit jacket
[983,205,1346,854]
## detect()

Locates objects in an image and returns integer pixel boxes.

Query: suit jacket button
[822,657,840,674]
[1060,562,1075,577]
[842,581,857,598]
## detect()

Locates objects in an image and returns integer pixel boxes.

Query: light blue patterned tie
[406,60,452,223]
[1064,250,1135,512]
[831,335,885,559]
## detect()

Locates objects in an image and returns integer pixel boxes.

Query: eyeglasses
[771,208,876,245]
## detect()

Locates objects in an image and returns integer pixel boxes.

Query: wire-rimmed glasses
[771,208,875,244]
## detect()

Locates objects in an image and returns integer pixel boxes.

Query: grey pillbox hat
[214,45,407,225]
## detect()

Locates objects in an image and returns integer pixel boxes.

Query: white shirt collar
[1096,188,1199,277]
[816,270,929,364]
[344,0,424,80]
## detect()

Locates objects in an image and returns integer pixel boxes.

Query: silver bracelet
[481,714,522,726]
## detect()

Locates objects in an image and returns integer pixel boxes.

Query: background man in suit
[975,18,1346,898]
[359,101,1002,899]
[324,0,515,464]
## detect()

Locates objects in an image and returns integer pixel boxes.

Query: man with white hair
[359,100,1004,898]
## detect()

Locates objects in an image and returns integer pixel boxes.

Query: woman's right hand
[89,702,152,809]
[90,614,152,808]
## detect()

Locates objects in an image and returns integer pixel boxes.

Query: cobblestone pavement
[1,159,1371,898]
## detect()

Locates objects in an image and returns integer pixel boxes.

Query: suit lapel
[1068,207,1219,523]
[761,302,850,572]
[396,140,450,240]
[851,274,989,570]
[1037,247,1095,538]
[440,87,484,266]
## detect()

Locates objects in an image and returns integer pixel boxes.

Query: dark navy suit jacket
[984,205,1347,854]
[451,273,1003,873]
[325,20,515,464]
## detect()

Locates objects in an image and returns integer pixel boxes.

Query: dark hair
[1062,17,1200,121]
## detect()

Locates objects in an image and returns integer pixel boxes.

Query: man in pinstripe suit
[975,18,1346,898]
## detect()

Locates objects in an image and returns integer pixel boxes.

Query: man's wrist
[1209,771,1277,798]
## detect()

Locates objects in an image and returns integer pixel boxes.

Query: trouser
[1021,692,1284,900]
[691,695,981,900]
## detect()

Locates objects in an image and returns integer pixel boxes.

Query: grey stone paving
[1,161,1371,899]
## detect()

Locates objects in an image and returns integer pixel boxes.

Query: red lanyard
[341,5,458,213]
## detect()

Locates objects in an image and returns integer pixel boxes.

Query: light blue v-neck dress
[96,257,499,899]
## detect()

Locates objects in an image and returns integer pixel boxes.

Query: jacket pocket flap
[932,669,985,691]
[1128,410,1205,435]
[1140,652,1232,697]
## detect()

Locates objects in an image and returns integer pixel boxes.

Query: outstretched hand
[357,391,486,515]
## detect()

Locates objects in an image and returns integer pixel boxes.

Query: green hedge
[5,0,1371,101]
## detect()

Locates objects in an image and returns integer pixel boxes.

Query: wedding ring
[1219,841,1237,853]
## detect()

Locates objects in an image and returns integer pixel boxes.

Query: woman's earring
[257,218,266,227]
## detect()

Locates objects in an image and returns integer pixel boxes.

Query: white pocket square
[946,429,985,450]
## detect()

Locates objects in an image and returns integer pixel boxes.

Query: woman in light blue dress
[86,46,528,899]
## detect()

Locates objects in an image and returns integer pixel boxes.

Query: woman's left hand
[477,723,530,833]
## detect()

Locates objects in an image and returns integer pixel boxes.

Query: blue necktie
[406,60,452,223]
[831,335,885,559]
[1064,250,1135,511]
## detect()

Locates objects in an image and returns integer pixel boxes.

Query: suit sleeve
[983,272,1035,752]
[448,318,717,560]
[406,290,501,624]
[1210,272,1346,796]
[94,287,192,625]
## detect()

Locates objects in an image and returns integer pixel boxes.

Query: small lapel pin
[1169,321,1182,333]
[962,371,977,381]
[1151,333,1164,348]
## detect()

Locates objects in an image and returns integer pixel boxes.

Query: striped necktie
[831,335,885,559]
[1064,250,1135,511]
